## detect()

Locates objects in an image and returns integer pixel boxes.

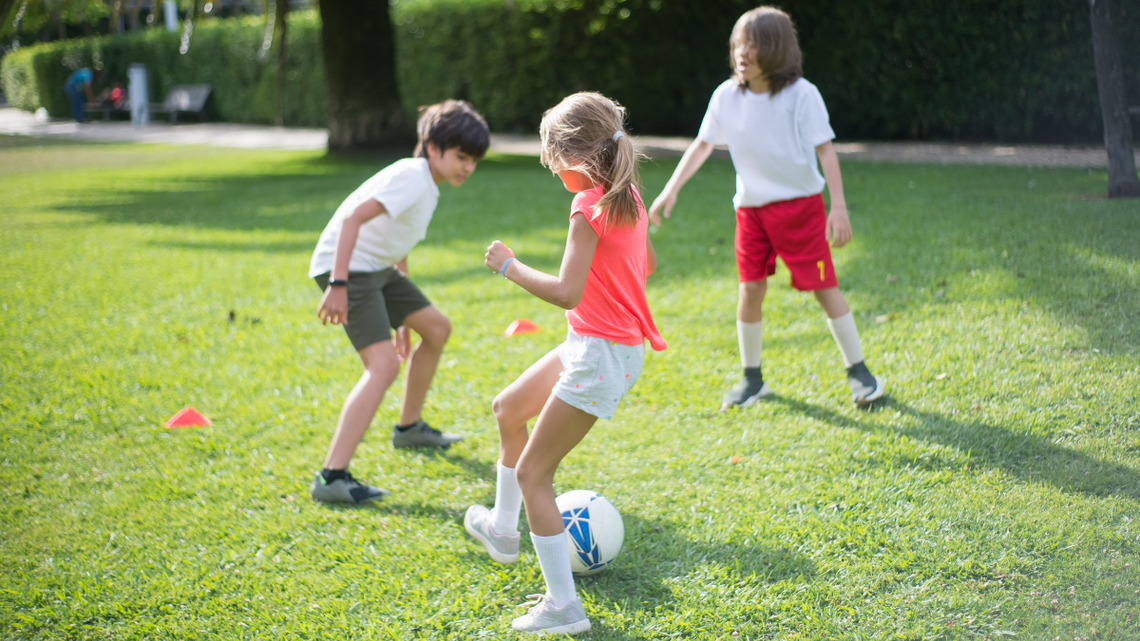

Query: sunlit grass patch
[1,140,1138,639]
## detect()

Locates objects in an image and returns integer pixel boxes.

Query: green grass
[1,133,1138,640]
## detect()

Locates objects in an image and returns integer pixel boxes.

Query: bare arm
[485,214,599,310]
[648,138,716,226]
[317,199,386,325]
[815,141,852,248]
[646,234,657,276]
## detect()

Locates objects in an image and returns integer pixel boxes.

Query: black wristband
[328,279,348,287]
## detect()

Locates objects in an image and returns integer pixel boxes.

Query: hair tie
[612,131,624,142]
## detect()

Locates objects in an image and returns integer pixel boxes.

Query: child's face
[733,43,765,88]
[426,144,478,187]
[557,169,595,193]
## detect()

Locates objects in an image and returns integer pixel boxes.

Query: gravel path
[2,107,1135,168]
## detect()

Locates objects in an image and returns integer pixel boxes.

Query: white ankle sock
[826,312,864,368]
[737,320,763,369]
[531,531,577,607]
[491,460,522,534]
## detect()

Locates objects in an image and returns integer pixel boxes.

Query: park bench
[149,84,211,124]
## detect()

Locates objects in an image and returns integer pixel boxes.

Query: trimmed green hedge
[0,11,327,127]
[4,1,1138,141]
[394,0,1140,142]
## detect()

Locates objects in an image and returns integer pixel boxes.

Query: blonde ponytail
[539,92,644,230]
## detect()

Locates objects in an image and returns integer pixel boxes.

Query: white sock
[491,461,522,534]
[530,531,577,607]
[736,320,763,369]
[826,312,864,368]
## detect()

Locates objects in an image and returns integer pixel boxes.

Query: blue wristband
[500,256,516,278]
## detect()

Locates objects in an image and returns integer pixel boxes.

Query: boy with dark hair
[309,100,490,504]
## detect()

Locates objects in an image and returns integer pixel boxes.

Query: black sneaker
[309,471,390,504]
[391,419,464,449]
[721,367,773,410]
[846,361,884,407]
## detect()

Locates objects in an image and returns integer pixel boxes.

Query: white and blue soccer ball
[556,490,624,576]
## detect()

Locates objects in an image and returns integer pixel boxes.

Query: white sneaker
[511,594,591,635]
[464,505,520,564]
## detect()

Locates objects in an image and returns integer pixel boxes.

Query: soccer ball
[556,490,624,576]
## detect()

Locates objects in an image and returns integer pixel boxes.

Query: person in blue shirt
[63,68,99,122]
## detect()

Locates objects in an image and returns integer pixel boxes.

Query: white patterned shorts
[552,332,645,420]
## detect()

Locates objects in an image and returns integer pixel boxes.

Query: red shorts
[735,193,837,291]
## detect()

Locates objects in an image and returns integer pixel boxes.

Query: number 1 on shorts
[817,260,825,281]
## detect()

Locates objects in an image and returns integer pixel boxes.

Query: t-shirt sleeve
[367,164,425,220]
[570,189,607,236]
[696,88,727,146]
[796,83,835,148]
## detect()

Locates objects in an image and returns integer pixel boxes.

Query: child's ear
[425,142,440,160]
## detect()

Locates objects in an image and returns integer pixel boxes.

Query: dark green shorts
[315,269,432,351]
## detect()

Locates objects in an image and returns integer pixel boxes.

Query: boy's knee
[418,313,452,348]
[366,355,401,383]
[740,280,767,297]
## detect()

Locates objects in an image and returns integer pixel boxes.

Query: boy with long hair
[649,6,884,409]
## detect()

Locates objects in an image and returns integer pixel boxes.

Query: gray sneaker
[846,361,884,407]
[512,594,591,635]
[464,505,520,564]
[391,419,464,449]
[309,472,390,504]
[721,366,773,410]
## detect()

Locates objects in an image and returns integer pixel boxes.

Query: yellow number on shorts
[818,260,825,281]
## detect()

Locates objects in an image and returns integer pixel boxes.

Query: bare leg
[515,396,598,537]
[323,340,401,469]
[492,349,564,467]
[737,279,767,323]
[397,305,451,425]
[813,286,851,319]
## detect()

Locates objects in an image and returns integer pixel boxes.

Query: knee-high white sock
[737,320,763,369]
[491,461,522,534]
[826,312,864,368]
[531,531,577,607]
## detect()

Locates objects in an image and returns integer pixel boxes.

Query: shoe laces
[521,594,550,611]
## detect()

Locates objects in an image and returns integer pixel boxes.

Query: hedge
[0,11,327,127]
[394,0,1140,142]
[3,1,1139,142]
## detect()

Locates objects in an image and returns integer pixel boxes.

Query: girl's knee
[514,459,549,492]
[740,280,767,298]
[492,391,521,425]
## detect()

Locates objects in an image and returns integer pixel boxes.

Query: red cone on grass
[504,319,540,336]
[165,407,213,428]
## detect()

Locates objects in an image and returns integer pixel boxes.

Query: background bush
[395,0,1140,143]
[0,11,326,127]
[3,0,1139,142]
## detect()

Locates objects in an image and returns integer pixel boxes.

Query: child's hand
[647,191,677,227]
[485,240,515,274]
[317,286,348,325]
[395,326,411,361]
[826,206,853,248]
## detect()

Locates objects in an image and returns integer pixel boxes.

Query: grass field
[1,133,1138,640]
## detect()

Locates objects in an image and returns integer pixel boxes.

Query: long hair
[539,92,643,229]
[730,6,802,96]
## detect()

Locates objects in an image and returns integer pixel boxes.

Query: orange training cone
[165,407,213,428]
[504,319,540,336]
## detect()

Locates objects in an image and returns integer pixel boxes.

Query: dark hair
[730,6,803,96]
[414,100,490,160]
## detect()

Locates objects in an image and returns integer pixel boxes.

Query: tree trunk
[319,0,412,151]
[1089,0,1140,198]
[275,0,288,126]
[0,0,20,28]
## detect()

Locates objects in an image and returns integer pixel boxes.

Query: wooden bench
[149,84,211,124]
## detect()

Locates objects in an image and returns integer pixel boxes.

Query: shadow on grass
[774,395,1140,501]
[577,513,814,637]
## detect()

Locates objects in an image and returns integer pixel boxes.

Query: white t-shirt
[697,77,835,209]
[308,158,440,277]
